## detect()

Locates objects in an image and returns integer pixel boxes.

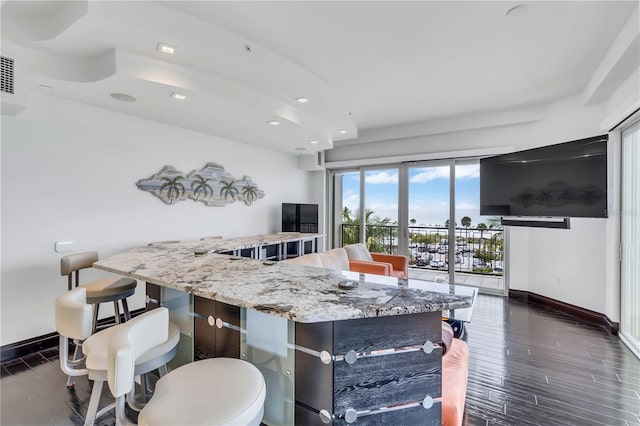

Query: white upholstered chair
[107,306,266,426]
[56,288,180,426]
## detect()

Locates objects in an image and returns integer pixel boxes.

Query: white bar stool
[56,288,180,426]
[61,251,137,332]
[107,310,266,426]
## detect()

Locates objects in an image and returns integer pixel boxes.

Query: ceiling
[1,1,637,154]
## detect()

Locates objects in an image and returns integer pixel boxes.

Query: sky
[341,164,494,227]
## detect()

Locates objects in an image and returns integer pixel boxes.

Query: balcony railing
[341,223,504,276]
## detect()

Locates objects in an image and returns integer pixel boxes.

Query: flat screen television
[480,135,608,218]
[282,203,318,233]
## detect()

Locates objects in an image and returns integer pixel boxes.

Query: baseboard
[509,290,619,335]
[0,332,60,363]
[1,308,146,363]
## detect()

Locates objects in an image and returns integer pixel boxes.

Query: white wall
[1,92,315,346]
[327,95,617,318]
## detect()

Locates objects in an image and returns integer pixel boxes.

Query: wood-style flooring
[1,294,638,425]
[463,295,640,425]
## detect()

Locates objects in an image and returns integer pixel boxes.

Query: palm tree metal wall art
[160,176,186,204]
[191,174,213,201]
[136,163,265,207]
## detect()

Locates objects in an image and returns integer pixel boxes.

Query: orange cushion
[389,269,407,279]
[442,338,469,426]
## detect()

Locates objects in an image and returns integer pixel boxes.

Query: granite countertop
[94,241,473,323]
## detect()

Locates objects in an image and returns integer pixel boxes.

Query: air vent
[1,56,15,95]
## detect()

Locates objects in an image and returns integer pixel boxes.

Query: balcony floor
[409,267,505,292]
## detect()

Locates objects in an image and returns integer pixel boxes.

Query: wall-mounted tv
[282,203,319,233]
[480,135,608,218]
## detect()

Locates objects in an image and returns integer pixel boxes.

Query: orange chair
[343,243,408,278]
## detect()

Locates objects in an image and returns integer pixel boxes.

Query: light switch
[55,241,74,253]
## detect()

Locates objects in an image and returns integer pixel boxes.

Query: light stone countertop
[94,240,473,323]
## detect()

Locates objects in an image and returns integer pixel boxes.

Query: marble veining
[94,238,473,323]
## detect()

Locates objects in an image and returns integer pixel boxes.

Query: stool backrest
[55,287,93,341]
[60,251,99,290]
[107,308,169,398]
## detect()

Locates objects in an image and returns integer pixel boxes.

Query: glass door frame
[328,157,509,295]
[400,159,456,283]
[619,117,640,358]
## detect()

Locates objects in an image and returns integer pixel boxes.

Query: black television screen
[282,203,318,233]
[480,135,608,218]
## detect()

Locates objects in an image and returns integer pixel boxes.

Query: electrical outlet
[55,241,74,253]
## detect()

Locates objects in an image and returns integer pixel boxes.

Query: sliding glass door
[364,169,399,253]
[330,159,506,294]
[407,162,451,281]
[620,120,640,357]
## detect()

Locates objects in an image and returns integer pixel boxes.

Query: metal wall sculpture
[136,162,265,206]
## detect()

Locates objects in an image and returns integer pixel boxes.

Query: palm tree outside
[477,222,487,250]
[461,216,471,244]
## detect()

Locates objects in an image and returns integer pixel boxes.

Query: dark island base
[148,284,444,425]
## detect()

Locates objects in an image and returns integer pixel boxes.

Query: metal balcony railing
[340,223,504,276]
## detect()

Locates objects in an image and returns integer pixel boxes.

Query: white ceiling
[1,1,637,154]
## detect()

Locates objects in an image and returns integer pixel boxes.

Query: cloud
[365,171,398,184]
[456,202,478,210]
[343,193,360,209]
[410,167,449,183]
[410,164,479,183]
[456,165,480,179]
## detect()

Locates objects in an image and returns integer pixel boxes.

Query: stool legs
[65,343,82,388]
[84,380,103,426]
[114,301,122,325]
[91,304,100,335]
[121,299,131,321]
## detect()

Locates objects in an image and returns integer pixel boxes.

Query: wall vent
[1,56,15,95]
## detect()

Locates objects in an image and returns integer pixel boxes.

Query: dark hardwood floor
[1,294,638,425]
[463,295,640,426]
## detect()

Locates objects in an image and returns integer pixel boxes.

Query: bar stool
[107,310,266,426]
[61,251,137,332]
[56,288,180,426]
[61,251,137,388]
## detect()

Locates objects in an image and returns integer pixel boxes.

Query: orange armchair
[344,244,408,279]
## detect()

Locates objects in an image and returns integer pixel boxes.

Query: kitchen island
[95,238,473,425]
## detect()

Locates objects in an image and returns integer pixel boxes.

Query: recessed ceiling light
[309,140,318,144]
[296,97,309,103]
[171,92,187,100]
[267,120,280,126]
[157,43,176,55]
[338,129,347,134]
[110,93,136,102]
[506,4,528,17]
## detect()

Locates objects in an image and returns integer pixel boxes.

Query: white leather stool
[107,312,266,426]
[138,358,266,426]
[56,288,180,426]
[61,251,137,332]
